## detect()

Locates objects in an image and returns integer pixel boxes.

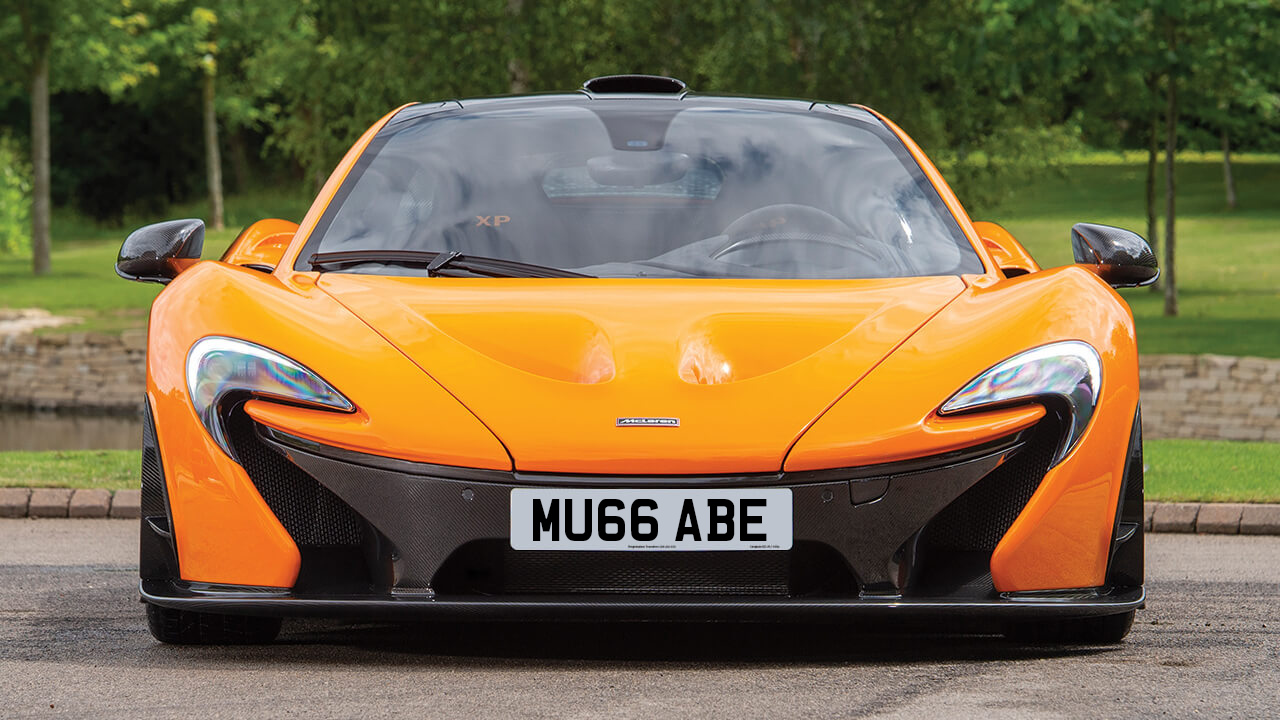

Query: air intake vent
[583,74,687,95]
[922,422,1057,553]
[226,408,365,547]
[140,400,167,519]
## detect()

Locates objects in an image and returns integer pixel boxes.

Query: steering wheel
[711,204,888,268]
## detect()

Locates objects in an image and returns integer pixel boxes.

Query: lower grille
[434,540,853,596]
[921,422,1057,554]
[505,549,790,595]
[226,408,364,547]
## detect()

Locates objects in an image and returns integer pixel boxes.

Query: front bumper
[140,579,1144,621]
[141,412,1143,619]
[265,424,1027,596]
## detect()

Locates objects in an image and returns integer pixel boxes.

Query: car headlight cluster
[939,340,1101,466]
[186,336,353,458]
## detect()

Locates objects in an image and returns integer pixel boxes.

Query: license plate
[509,488,792,551]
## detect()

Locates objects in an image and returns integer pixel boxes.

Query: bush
[0,135,32,257]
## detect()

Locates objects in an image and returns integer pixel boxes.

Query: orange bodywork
[972,220,1041,278]
[311,274,966,474]
[146,101,1141,596]
[220,218,300,269]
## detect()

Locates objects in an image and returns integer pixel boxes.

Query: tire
[145,602,282,645]
[1003,610,1135,645]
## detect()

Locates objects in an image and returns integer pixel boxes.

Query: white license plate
[510,488,792,551]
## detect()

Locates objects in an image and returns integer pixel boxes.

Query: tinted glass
[305,101,983,278]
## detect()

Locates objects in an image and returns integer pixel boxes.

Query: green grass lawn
[987,153,1280,358]
[0,155,1277,356]
[0,188,311,333]
[3,440,1275,502]
[1144,439,1280,503]
[0,450,138,491]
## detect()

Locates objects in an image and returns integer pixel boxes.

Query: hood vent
[582,74,687,95]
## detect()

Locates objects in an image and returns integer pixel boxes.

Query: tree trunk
[1146,109,1161,292]
[506,0,529,93]
[1221,128,1236,210]
[228,128,250,194]
[1163,29,1178,318]
[203,72,225,231]
[29,33,51,276]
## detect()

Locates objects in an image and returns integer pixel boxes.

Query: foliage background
[0,0,1274,223]
[0,134,31,256]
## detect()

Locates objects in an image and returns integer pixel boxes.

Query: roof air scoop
[582,75,687,95]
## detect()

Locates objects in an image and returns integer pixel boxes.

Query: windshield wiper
[308,250,594,278]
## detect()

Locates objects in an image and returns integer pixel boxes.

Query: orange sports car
[119,75,1156,645]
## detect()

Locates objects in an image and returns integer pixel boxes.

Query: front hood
[318,275,965,473]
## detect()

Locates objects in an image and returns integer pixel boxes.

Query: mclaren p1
[119,75,1156,645]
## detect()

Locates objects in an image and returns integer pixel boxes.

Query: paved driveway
[1,520,1276,718]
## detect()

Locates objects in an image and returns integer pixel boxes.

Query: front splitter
[141,579,1143,622]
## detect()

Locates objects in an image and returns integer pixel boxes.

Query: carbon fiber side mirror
[1071,223,1159,288]
[116,219,205,285]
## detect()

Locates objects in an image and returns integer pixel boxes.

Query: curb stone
[1240,505,1280,535]
[1152,503,1199,533]
[68,489,111,518]
[110,489,141,519]
[1195,503,1247,534]
[27,488,73,518]
[0,488,31,518]
[1,492,1279,536]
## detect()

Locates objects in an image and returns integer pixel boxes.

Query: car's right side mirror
[1071,222,1160,288]
[116,218,205,284]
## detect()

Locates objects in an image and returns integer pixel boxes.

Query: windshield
[301,100,984,279]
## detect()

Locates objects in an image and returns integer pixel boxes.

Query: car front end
[124,77,1150,644]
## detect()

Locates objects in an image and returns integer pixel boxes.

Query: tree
[1152,0,1280,316]
[1180,2,1280,211]
[234,0,1101,209]
[135,3,225,229]
[139,1,301,230]
[242,2,511,188]
[1163,12,1178,317]
[0,1,154,274]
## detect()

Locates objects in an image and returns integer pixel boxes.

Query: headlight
[186,336,354,458]
[938,340,1101,466]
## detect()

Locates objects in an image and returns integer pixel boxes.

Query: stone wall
[0,333,1277,441]
[1140,354,1280,442]
[0,330,146,414]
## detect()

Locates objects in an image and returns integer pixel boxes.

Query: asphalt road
[1,520,1277,719]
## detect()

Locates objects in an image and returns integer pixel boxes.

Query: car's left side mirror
[116,219,205,284]
[1071,222,1160,288]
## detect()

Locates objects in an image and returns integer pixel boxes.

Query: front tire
[1003,610,1135,645]
[145,602,282,645]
